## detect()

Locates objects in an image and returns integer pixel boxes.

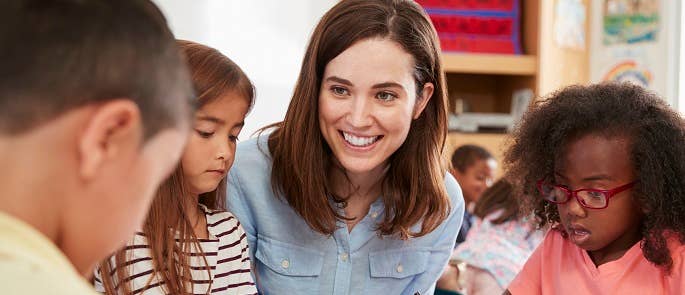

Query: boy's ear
[413,82,434,119]
[78,100,141,180]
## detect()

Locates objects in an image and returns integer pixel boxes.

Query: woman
[227,1,463,294]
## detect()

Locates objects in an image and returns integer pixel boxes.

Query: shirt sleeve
[401,173,465,295]
[506,232,546,295]
[234,223,259,295]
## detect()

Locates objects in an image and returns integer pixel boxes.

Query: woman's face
[318,38,433,178]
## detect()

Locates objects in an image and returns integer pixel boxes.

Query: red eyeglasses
[536,180,637,209]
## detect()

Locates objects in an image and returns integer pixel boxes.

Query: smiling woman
[226,0,465,294]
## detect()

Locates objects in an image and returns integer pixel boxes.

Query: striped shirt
[93,205,257,295]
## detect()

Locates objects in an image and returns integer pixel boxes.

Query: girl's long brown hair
[99,40,254,294]
[267,0,450,239]
[473,179,520,225]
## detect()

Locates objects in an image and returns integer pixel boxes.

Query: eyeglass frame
[536,179,638,209]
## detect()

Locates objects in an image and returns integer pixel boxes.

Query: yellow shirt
[0,211,98,294]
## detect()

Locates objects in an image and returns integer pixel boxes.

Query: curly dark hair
[504,82,685,271]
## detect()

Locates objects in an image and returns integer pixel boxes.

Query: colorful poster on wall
[603,0,659,45]
[554,0,586,50]
[601,48,653,88]
[603,60,653,87]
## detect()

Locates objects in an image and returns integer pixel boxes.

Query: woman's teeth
[343,132,379,147]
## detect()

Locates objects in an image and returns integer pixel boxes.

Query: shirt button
[281,259,290,269]
[340,252,349,262]
[396,264,403,273]
[371,211,379,218]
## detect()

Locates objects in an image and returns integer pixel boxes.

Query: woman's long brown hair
[98,40,254,294]
[267,0,450,239]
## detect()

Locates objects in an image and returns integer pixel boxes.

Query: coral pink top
[508,230,685,295]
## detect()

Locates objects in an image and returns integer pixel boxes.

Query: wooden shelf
[438,0,589,181]
[442,53,537,76]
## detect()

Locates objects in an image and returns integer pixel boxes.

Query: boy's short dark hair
[451,144,493,173]
[0,0,193,138]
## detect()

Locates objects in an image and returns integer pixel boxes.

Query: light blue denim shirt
[227,136,464,295]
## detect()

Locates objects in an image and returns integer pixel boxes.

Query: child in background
[437,179,544,295]
[0,1,193,294]
[450,145,497,244]
[95,40,257,295]
[433,146,497,295]
[504,83,685,294]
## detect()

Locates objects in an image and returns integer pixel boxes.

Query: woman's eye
[376,91,397,101]
[331,86,348,96]
[229,135,239,143]
[196,130,213,138]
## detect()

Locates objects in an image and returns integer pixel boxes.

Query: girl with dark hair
[504,83,685,294]
[226,0,464,294]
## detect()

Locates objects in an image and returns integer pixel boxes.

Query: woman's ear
[413,82,434,119]
[78,100,141,180]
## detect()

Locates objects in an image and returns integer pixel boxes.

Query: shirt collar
[199,204,223,239]
[0,211,84,279]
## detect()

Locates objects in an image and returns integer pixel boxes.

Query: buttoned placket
[330,198,385,294]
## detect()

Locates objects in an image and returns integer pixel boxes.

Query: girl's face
[318,38,433,178]
[452,158,497,204]
[181,92,249,196]
[554,133,643,262]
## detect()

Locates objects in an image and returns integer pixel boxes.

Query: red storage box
[416,0,523,54]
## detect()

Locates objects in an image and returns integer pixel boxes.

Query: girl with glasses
[503,83,685,295]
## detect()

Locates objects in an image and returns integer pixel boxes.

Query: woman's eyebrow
[371,82,403,89]
[324,76,353,86]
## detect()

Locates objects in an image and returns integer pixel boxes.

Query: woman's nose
[346,96,373,128]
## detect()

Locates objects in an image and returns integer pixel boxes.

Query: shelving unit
[441,0,591,170]
[442,53,537,76]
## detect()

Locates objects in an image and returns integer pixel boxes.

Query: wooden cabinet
[443,0,590,170]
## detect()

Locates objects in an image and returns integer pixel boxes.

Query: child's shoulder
[201,206,245,236]
[201,205,236,221]
[668,237,685,267]
[538,229,575,253]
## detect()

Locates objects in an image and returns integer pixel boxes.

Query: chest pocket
[366,248,430,294]
[255,235,323,294]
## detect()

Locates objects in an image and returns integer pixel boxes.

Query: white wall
[153,0,337,138]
